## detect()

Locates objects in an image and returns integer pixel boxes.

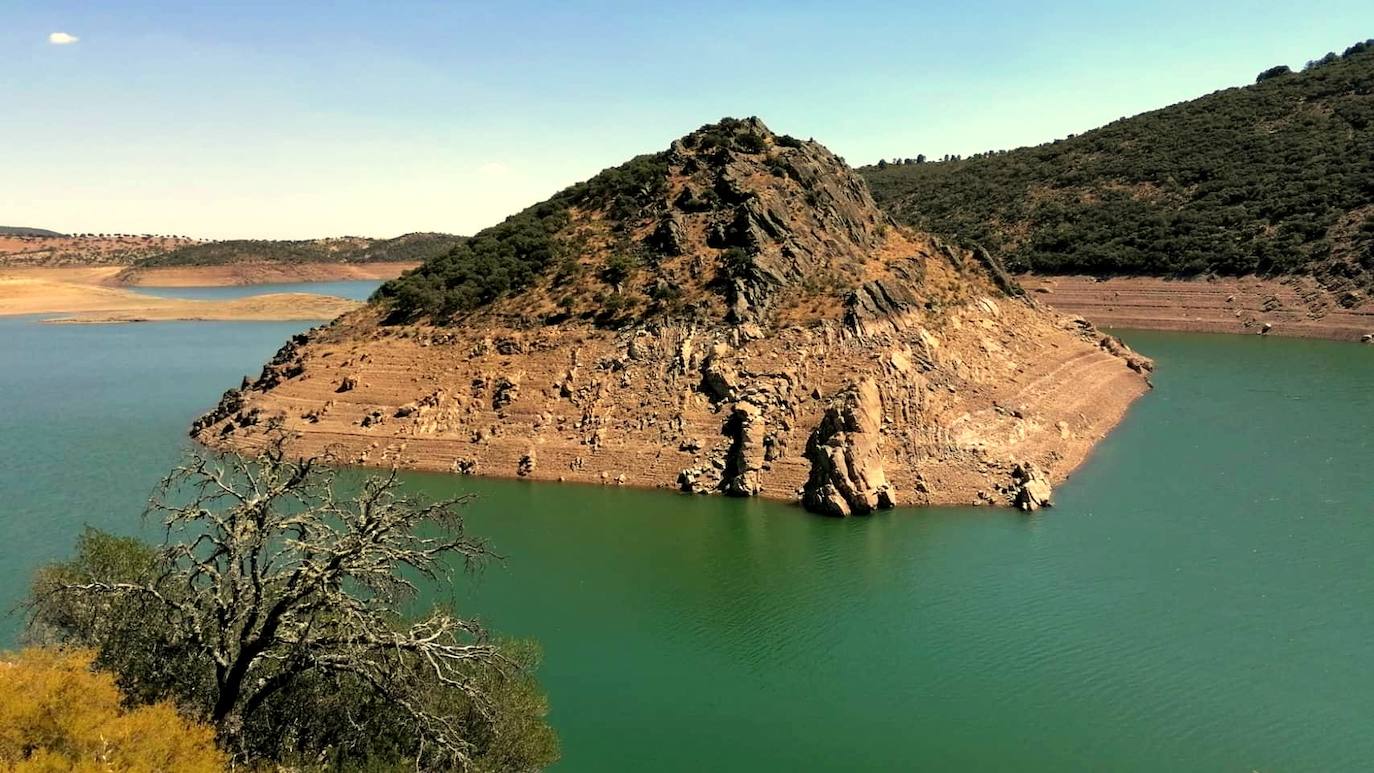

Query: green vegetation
[860,41,1374,289]
[374,151,670,322]
[26,437,558,770]
[135,231,466,268]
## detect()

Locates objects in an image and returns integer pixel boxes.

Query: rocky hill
[0,226,64,237]
[0,233,202,267]
[860,40,1374,298]
[0,231,462,282]
[194,118,1153,515]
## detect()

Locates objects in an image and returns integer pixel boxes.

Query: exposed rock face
[720,400,766,497]
[844,279,921,338]
[192,118,1156,513]
[1011,462,1053,512]
[802,379,895,517]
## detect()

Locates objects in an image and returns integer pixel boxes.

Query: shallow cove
[1,316,1371,771]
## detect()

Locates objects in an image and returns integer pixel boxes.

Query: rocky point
[193,117,1154,515]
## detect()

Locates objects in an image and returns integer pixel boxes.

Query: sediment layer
[1020,275,1374,341]
[195,296,1151,508]
[114,261,418,287]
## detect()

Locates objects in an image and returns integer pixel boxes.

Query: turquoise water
[130,279,382,301]
[1,318,1371,771]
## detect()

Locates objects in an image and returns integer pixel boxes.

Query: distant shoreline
[115,260,417,287]
[0,265,366,322]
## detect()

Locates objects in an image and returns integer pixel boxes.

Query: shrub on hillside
[0,647,224,771]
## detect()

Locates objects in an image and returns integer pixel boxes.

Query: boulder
[650,213,686,256]
[1011,462,1052,512]
[699,343,738,401]
[677,467,712,494]
[801,378,896,516]
[492,375,520,409]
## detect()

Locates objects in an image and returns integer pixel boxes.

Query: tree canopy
[26,437,558,770]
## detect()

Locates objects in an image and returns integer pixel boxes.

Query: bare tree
[35,435,526,768]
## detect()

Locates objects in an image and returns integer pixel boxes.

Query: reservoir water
[0,303,1371,771]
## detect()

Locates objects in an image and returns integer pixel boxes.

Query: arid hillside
[1020,275,1374,341]
[0,231,454,286]
[195,118,1154,515]
[0,233,201,267]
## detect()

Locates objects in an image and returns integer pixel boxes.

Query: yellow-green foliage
[0,648,225,772]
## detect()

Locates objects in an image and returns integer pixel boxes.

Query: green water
[1,317,1371,771]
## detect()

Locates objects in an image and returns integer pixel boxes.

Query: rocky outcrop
[844,278,921,337]
[1011,462,1053,512]
[801,379,895,517]
[720,400,766,496]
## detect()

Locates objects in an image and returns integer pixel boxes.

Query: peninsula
[193,118,1154,514]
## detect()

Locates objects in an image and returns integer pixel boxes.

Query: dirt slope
[1022,275,1374,341]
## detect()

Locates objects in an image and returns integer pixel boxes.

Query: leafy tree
[736,131,768,153]
[374,151,669,323]
[600,252,639,287]
[27,437,558,770]
[0,647,225,771]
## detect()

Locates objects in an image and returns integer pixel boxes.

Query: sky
[3,1,1372,239]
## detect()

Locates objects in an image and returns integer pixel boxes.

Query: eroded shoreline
[114,261,417,287]
[194,297,1153,511]
[0,267,362,322]
[1020,274,1374,341]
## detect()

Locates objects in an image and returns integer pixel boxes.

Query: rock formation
[1011,462,1053,512]
[802,379,894,516]
[192,118,1154,515]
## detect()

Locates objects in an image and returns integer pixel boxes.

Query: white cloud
[476,161,510,177]
[48,32,79,45]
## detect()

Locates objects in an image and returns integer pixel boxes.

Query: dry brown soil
[1020,275,1374,341]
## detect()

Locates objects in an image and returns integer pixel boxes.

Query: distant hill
[0,226,65,237]
[860,39,1374,294]
[0,233,201,267]
[131,232,467,268]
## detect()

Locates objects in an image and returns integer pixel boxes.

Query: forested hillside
[861,40,1374,294]
[134,232,465,267]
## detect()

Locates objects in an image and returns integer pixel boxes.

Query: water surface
[0,321,1370,771]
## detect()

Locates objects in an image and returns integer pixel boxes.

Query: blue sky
[3,1,1372,239]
